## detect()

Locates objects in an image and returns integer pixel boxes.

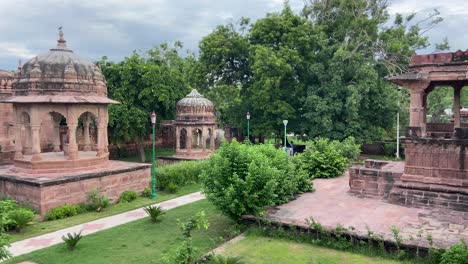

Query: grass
[220,230,414,264]
[117,147,176,163]
[9,183,201,242]
[6,199,234,264]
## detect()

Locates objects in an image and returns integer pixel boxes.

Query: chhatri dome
[3,28,117,172]
[176,89,215,116]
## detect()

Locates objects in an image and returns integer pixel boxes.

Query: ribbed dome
[176,89,214,114]
[13,29,107,97]
[0,70,14,79]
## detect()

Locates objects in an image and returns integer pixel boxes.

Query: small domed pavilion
[3,29,118,173]
[0,69,14,155]
[174,89,216,158]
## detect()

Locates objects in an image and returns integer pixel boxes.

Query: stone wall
[349,160,403,199]
[0,162,151,213]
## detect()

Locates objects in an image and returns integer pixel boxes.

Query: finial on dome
[17,59,22,70]
[56,26,67,49]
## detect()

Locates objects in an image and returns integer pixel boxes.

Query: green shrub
[142,187,151,198]
[86,189,111,212]
[210,255,244,264]
[440,241,468,264]
[62,231,83,251]
[0,200,19,231]
[167,183,178,193]
[158,160,206,190]
[0,229,11,261]
[200,140,312,222]
[44,204,87,221]
[8,208,35,232]
[118,190,138,203]
[298,137,359,179]
[143,205,166,223]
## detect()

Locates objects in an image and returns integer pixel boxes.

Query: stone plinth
[349,160,403,198]
[0,161,151,213]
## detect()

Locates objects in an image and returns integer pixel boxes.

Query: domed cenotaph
[0,30,151,213]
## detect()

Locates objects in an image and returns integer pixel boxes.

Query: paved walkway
[266,172,468,248]
[9,192,205,257]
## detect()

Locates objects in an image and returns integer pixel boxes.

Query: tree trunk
[137,136,146,163]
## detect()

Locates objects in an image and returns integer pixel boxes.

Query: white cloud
[0,42,36,60]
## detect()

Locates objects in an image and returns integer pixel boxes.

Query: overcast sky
[0,0,466,70]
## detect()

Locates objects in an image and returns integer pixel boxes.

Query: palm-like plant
[143,206,166,223]
[210,255,244,264]
[62,231,83,251]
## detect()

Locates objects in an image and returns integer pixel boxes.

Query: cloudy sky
[0,0,466,70]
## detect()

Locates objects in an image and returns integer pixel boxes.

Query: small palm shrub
[0,200,20,231]
[86,189,111,212]
[8,208,35,232]
[210,255,244,264]
[142,187,151,198]
[118,190,138,203]
[44,204,87,221]
[62,231,83,251]
[143,205,165,223]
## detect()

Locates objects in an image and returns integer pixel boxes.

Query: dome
[0,69,14,79]
[13,29,107,97]
[176,89,215,115]
[0,70,14,90]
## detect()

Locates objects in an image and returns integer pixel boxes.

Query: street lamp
[246,112,250,144]
[150,111,157,199]
[283,120,288,153]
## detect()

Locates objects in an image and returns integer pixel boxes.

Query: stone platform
[0,160,151,213]
[264,173,468,249]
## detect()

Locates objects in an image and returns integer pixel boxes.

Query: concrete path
[9,192,205,257]
[266,172,468,248]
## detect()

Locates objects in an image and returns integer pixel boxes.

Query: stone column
[454,85,462,129]
[23,125,32,155]
[201,127,206,151]
[14,123,23,160]
[210,126,215,151]
[175,126,180,152]
[52,115,61,152]
[31,125,42,161]
[96,124,106,157]
[409,88,426,137]
[83,116,91,151]
[68,124,78,160]
[187,127,192,152]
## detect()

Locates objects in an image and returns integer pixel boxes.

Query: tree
[100,43,192,161]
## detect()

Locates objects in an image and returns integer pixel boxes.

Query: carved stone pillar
[96,124,106,157]
[52,115,61,152]
[210,126,215,151]
[187,127,192,152]
[454,85,462,129]
[14,123,23,160]
[175,126,180,152]
[68,124,78,160]
[23,125,32,155]
[409,88,426,137]
[83,116,91,151]
[31,125,42,161]
[201,127,206,151]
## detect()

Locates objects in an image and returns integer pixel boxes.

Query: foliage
[86,190,111,212]
[209,255,244,264]
[200,140,312,221]
[7,208,35,232]
[118,190,138,204]
[142,187,152,198]
[143,205,166,223]
[440,241,468,264]
[158,160,206,190]
[0,229,11,261]
[0,200,19,231]
[298,137,359,179]
[167,183,179,193]
[163,211,210,264]
[62,231,83,251]
[44,204,88,221]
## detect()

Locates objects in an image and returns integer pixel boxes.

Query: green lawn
[117,147,176,163]
[6,199,233,264]
[10,183,201,242]
[220,231,415,264]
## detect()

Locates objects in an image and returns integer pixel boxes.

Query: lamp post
[396,87,401,159]
[246,112,250,144]
[150,111,157,199]
[283,120,288,154]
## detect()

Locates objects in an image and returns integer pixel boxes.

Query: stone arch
[77,111,98,151]
[192,128,202,148]
[180,128,187,149]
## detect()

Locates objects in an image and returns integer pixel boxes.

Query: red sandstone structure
[350,50,468,212]
[0,30,150,213]
[0,69,14,163]
[158,89,217,166]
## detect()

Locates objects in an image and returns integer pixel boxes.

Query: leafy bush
[298,137,360,179]
[118,190,138,203]
[158,160,206,190]
[440,241,468,264]
[0,200,19,231]
[86,189,111,212]
[62,231,83,251]
[8,208,35,232]
[143,205,166,223]
[44,204,87,221]
[200,140,312,221]
[210,255,244,264]
[0,229,11,261]
[142,187,151,198]
[167,183,178,193]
